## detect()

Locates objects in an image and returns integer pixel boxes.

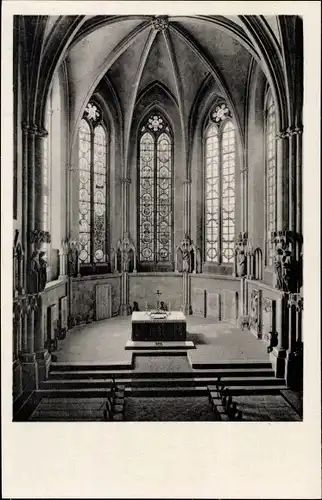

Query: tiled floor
[55,316,269,364]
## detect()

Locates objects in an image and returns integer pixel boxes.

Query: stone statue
[38,251,47,291]
[282,250,292,292]
[237,249,246,277]
[274,247,284,290]
[29,250,40,294]
[68,243,79,277]
[182,249,190,273]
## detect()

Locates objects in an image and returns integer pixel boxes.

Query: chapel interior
[12,14,304,421]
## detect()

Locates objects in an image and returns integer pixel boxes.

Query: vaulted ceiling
[64,15,268,147]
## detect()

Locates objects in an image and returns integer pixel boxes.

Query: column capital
[121,177,131,184]
[183,179,192,185]
[36,127,48,138]
[276,126,303,140]
[21,121,29,135]
[29,229,51,244]
[29,123,39,135]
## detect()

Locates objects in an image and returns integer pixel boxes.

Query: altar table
[131,311,187,342]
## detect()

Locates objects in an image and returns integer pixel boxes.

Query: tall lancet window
[78,102,108,264]
[138,113,173,263]
[204,102,236,264]
[265,90,277,267]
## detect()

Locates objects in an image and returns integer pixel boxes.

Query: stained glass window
[205,104,235,264]
[139,114,172,263]
[265,91,276,267]
[78,103,108,265]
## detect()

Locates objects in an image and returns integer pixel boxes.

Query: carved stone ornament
[116,233,137,272]
[175,235,199,274]
[29,229,51,244]
[152,16,169,32]
[271,230,294,292]
[263,298,272,313]
[288,293,303,311]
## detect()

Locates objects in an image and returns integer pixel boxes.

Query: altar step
[48,367,276,380]
[188,359,272,370]
[50,361,133,371]
[124,385,286,397]
[40,376,286,394]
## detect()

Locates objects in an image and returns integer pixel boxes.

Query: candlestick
[168,300,171,313]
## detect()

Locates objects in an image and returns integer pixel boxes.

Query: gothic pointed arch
[137,110,173,267]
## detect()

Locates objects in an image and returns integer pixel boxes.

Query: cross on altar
[155,289,162,312]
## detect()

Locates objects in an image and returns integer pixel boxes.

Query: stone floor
[133,355,191,372]
[55,316,269,364]
[232,395,301,421]
[124,396,216,421]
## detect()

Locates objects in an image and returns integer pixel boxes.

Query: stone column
[295,127,303,238]
[240,166,248,234]
[21,123,29,290]
[34,127,51,382]
[183,179,191,238]
[121,178,131,236]
[34,293,51,381]
[286,293,303,388]
[276,130,289,232]
[20,124,38,385]
[120,271,130,316]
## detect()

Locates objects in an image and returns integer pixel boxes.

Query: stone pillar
[183,179,191,238]
[21,123,29,289]
[269,292,288,379]
[20,295,38,390]
[34,127,51,382]
[120,271,130,316]
[295,127,303,239]
[286,293,303,388]
[182,273,191,316]
[20,124,38,386]
[121,178,131,236]
[241,166,248,234]
[276,130,289,232]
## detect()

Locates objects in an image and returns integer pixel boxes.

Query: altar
[131,311,187,342]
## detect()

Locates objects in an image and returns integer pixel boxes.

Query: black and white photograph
[2,1,321,498]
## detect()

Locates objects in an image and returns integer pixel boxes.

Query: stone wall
[190,275,239,322]
[71,274,121,325]
[129,273,183,311]
[42,279,68,340]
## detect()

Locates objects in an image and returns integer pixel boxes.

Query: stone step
[190,359,272,369]
[43,375,282,391]
[124,386,208,397]
[40,379,114,390]
[207,377,285,387]
[36,388,112,398]
[125,340,195,350]
[48,368,275,380]
[209,385,286,395]
[115,376,283,388]
[50,361,133,371]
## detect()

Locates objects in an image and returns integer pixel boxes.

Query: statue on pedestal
[29,250,40,294]
[38,251,48,291]
[235,232,248,277]
[182,248,190,273]
[236,249,246,277]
